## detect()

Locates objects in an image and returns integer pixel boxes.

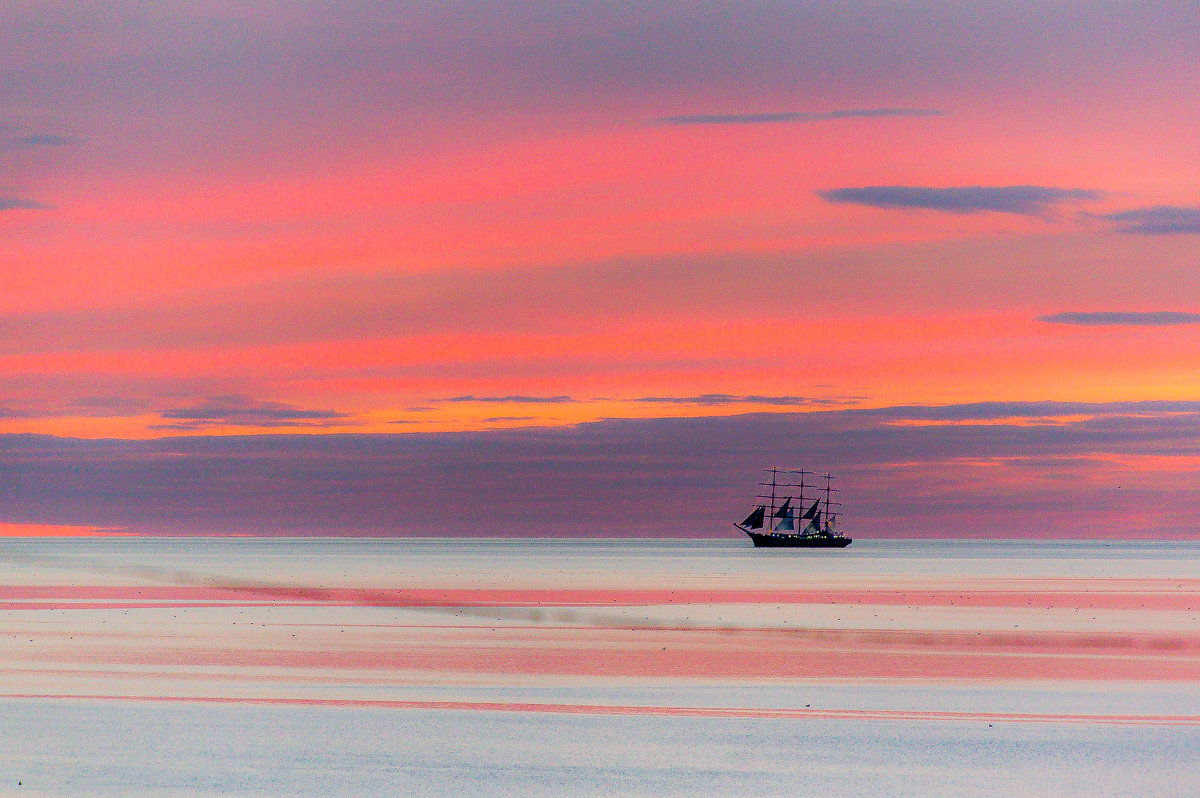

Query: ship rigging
[735,467,852,548]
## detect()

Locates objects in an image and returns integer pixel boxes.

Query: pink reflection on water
[5,581,1199,611]
[5,693,1200,725]
[25,623,1200,681]
[6,542,1200,720]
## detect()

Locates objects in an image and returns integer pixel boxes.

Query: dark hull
[745,530,852,548]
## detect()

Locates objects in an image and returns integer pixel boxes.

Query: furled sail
[740,506,766,529]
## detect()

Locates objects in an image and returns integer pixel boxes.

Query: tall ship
[736,467,852,548]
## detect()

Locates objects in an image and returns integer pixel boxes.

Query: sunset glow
[4,2,1199,537]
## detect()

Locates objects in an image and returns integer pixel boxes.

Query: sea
[2,537,1199,796]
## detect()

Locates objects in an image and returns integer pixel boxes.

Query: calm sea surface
[2,537,1199,796]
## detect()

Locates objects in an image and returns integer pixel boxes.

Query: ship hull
[744,530,852,548]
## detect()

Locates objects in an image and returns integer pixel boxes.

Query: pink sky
[3,2,1199,536]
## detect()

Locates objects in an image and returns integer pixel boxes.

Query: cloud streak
[1038,311,1200,327]
[652,108,942,126]
[441,395,576,404]
[858,399,1200,421]
[156,395,351,430]
[631,394,846,406]
[0,196,47,211]
[817,185,1104,217]
[11,133,76,148]
[436,394,854,408]
[1093,206,1200,235]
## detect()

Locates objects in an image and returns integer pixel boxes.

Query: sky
[3,1,1199,537]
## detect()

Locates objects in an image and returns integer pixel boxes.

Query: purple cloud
[157,395,351,430]
[5,400,1200,538]
[631,394,847,406]
[1094,206,1200,235]
[817,186,1104,217]
[1038,312,1200,327]
[12,133,76,148]
[0,196,47,211]
[441,395,576,404]
[652,108,942,126]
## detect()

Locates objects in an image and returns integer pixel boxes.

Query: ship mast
[751,467,831,534]
[740,466,849,546]
[769,466,778,520]
[821,473,837,532]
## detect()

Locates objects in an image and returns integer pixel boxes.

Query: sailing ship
[735,467,852,548]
